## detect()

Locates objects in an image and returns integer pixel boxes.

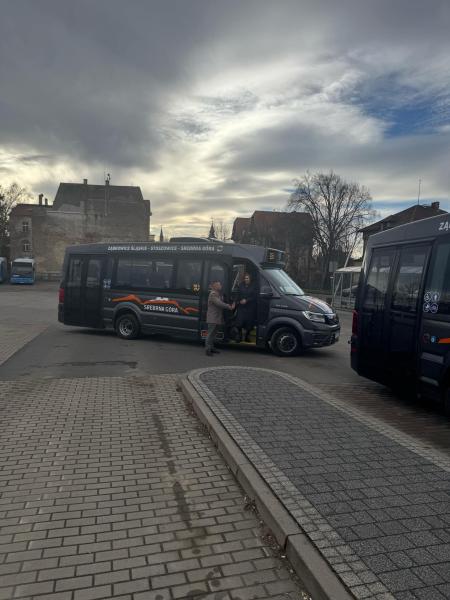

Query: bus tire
[270,327,300,357]
[115,313,140,340]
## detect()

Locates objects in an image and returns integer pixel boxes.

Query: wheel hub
[279,333,297,353]
[119,319,134,336]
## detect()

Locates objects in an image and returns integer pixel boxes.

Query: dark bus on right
[351,213,450,415]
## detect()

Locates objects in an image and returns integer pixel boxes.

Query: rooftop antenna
[417,178,422,205]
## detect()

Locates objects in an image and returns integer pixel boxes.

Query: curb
[180,375,354,600]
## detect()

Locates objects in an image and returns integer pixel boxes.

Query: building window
[22,221,30,233]
[22,241,31,253]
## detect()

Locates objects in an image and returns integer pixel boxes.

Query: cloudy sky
[1,0,450,237]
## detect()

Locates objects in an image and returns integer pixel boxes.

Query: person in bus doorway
[206,280,234,356]
[235,272,257,343]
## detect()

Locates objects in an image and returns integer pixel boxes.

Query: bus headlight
[302,311,326,323]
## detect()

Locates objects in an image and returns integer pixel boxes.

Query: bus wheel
[115,313,140,340]
[270,327,300,357]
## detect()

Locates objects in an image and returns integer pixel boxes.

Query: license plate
[334,331,340,342]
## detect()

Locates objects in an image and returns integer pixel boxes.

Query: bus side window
[103,257,113,288]
[149,260,174,289]
[209,263,226,290]
[363,248,394,310]
[67,257,82,287]
[175,260,202,294]
[391,247,428,313]
[115,256,174,290]
[86,259,102,288]
[116,257,133,287]
[426,242,450,315]
[259,275,272,295]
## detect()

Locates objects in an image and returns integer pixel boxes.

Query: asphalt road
[0,282,359,384]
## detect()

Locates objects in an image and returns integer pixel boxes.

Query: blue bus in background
[0,257,7,283]
[10,258,36,284]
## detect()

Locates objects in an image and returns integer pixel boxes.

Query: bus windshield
[263,268,305,295]
[12,262,33,275]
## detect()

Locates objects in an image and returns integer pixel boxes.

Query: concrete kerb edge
[179,372,355,600]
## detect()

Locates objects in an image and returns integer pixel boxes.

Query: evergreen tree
[208,221,216,239]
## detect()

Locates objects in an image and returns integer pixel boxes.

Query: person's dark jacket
[235,282,257,328]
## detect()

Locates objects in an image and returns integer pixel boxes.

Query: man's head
[211,280,222,292]
[244,273,251,285]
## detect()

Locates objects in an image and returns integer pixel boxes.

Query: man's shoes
[211,349,221,354]
[205,349,213,356]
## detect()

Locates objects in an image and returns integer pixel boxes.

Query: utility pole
[417,178,422,205]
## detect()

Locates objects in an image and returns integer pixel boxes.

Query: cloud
[1,0,450,237]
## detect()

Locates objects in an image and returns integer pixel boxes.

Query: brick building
[9,179,151,279]
[232,210,313,284]
[360,202,446,251]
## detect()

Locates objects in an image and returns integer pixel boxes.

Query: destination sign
[107,244,225,253]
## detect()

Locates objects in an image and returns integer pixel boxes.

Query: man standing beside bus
[206,280,234,356]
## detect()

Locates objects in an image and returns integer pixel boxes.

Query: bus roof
[12,257,35,264]
[367,212,450,249]
[63,240,286,267]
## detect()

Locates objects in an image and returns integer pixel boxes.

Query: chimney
[44,198,48,206]
[431,201,440,210]
[83,178,88,185]
[38,193,43,206]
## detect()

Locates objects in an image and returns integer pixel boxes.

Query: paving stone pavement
[316,383,450,455]
[0,374,308,600]
[0,325,48,366]
[189,367,450,600]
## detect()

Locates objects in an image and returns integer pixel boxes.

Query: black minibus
[58,239,340,356]
[351,213,450,414]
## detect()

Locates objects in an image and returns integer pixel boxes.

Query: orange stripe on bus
[112,295,198,315]
[112,294,142,303]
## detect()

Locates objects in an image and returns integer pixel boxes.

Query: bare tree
[207,219,230,241]
[215,220,231,241]
[288,171,373,288]
[0,182,32,256]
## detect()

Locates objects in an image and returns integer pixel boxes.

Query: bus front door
[201,259,231,340]
[359,247,396,378]
[65,255,104,327]
[155,258,203,340]
[386,245,430,378]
